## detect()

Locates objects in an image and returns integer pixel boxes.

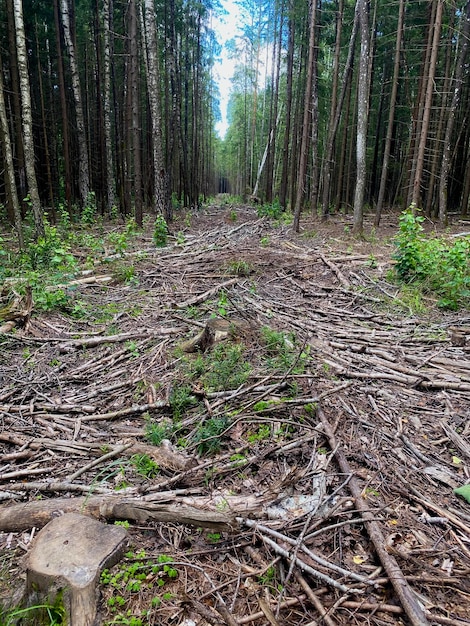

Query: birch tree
[13,0,44,239]
[0,53,23,247]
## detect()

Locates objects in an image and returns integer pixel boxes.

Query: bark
[438,0,470,222]
[129,0,142,226]
[13,0,44,239]
[411,0,443,208]
[0,52,23,247]
[375,0,405,225]
[279,4,295,210]
[293,0,318,232]
[102,0,117,214]
[321,3,359,218]
[352,0,371,235]
[60,0,90,207]
[143,0,170,218]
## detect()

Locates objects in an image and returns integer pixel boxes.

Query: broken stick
[317,406,430,626]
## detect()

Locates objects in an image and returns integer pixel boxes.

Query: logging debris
[0,206,469,625]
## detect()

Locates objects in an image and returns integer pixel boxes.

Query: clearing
[0,202,469,626]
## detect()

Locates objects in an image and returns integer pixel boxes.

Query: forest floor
[1,200,470,626]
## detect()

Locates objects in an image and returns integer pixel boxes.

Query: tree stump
[24,512,128,626]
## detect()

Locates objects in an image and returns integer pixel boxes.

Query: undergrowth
[0,216,142,315]
[142,327,306,456]
[100,550,177,625]
[393,206,470,310]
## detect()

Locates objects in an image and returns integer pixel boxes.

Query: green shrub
[261,326,307,374]
[153,215,168,247]
[393,206,470,310]
[257,199,283,219]
[193,416,229,455]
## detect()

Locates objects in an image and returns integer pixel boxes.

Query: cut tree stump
[24,512,128,626]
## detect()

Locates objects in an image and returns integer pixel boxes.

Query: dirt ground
[0,203,469,625]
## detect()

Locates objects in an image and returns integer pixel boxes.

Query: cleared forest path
[1,204,469,625]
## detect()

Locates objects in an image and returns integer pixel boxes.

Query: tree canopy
[0,0,469,240]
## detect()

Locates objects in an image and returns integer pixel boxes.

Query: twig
[239,518,371,585]
[80,401,167,421]
[295,572,337,626]
[318,406,430,626]
[174,277,238,309]
[0,467,55,481]
[238,595,307,624]
[318,253,351,288]
[66,443,134,482]
[402,480,470,536]
[58,327,179,351]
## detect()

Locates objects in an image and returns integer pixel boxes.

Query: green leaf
[454,485,470,503]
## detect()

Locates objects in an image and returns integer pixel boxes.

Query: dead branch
[318,406,431,626]
[174,277,238,309]
[319,253,351,288]
[58,327,179,351]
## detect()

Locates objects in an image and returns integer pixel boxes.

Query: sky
[211,0,241,139]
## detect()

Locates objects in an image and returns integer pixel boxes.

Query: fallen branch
[319,253,351,288]
[318,406,430,626]
[174,277,238,309]
[58,327,179,352]
[0,494,237,532]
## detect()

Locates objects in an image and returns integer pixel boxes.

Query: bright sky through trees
[212,0,241,138]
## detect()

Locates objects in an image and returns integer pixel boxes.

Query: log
[0,492,256,532]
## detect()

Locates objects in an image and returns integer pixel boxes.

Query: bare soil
[1,203,469,625]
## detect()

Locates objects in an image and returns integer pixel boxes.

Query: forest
[0,0,470,241]
[1,1,470,626]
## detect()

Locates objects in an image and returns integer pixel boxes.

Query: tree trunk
[264,7,283,204]
[321,3,359,219]
[0,52,23,247]
[101,0,117,214]
[438,0,470,223]
[6,0,26,210]
[411,0,443,208]
[53,0,72,210]
[143,0,169,219]
[279,4,295,210]
[375,0,405,225]
[13,0,44,239]
[352,0,371,234]
[60,0,90,208]
[35,22,55,214]
[425,9,454,218]
[128,0,142,226]
[293,0,318,232]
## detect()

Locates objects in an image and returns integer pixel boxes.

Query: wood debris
[1,207,469,625]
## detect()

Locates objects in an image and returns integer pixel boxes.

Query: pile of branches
[0,207,469,625]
